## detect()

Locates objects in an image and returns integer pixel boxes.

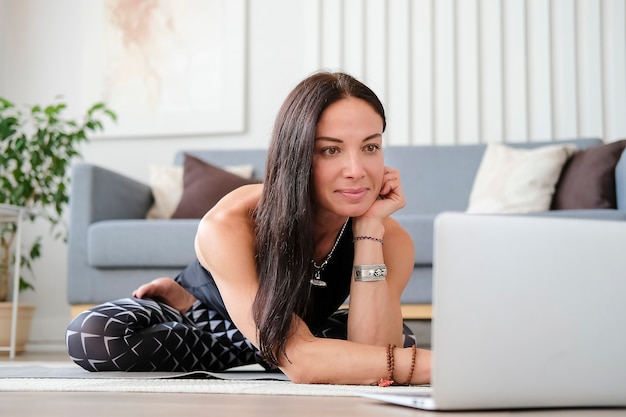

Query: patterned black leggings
[66,297,416,372]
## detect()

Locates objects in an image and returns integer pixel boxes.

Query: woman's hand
[363,167,406,221]
[132,277,198,314]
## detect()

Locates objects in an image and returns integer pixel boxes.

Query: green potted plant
[0,97,116,352]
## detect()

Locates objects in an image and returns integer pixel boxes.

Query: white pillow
[466,143,578,214]
[146,163,254,219]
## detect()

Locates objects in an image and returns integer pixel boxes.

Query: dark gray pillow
[171,154,257,218]
[551,140,626,209]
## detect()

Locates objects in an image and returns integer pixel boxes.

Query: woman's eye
[364,144,380,153]
[322,147,339,156]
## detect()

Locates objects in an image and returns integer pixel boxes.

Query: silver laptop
[364,212,626,410]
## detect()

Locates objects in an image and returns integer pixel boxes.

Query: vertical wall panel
[550,0,578,138]
[410,0,433,145]
[456,0,480,145]
[479,0,503,143]
[305,0,322,70]
[576,0,604,138]
[502,0,528,143]
[602,0,626,141]
[386,0,411,144]
[363,0,387,108]
[526,0,553,141]
[317,0,626,146]
[433,0,456,145]
[343,0,365,80]
[320,0,343,70]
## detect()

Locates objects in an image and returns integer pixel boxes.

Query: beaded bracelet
[404,344,417,385]
[353,236,384,244]
[379,344,396,387]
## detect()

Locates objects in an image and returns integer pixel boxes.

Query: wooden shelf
[400,304,432,320]
[72,303,433,321]
[0,204,30,360]
[339,303,432,320]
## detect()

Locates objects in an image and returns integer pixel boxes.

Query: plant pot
[0,302,35,354]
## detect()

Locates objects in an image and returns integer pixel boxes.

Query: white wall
[2,0,626,349]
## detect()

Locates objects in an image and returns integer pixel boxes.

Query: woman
[66,71,431,385]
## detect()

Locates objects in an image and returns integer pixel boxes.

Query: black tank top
[174,219,354,329]
[305,218,353,327]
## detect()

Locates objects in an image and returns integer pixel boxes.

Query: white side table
[0,203,29,359]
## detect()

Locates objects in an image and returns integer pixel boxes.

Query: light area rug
[0,361,431,397]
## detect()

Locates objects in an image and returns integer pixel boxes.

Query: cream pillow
[146,163,254,219]
[466,143,578,214]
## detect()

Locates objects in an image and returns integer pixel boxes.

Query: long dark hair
[252,71,386,366]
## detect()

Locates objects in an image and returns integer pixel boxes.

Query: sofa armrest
[69,163,153,224]
[67,163,154,304]
[67,163,153,270]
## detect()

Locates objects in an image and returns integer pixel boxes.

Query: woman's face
[312,97,385,219]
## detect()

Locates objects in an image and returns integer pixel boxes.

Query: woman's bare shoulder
[202,183,262,224]
[195,184,262,269]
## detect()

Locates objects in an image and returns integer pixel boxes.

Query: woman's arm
[348,217,413,347]
[132,277,198,313]
[195,185,429,385]
[346,166,413,347]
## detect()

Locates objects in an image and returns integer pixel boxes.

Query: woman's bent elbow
[281,363,324,384]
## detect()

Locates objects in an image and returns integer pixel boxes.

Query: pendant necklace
[310,217,349,288]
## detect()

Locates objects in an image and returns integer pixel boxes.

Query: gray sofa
[67,138,626,317]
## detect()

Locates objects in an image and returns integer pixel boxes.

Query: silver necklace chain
[310,217,349,288]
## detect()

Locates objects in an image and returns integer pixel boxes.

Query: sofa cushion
[467,143,577,213]
[383,140,600,215]
[384,145,488,214]
[551,140,626,210]
[171,154,258,219]
[147,163,254,219]
[393,214,437,265]
[174,149,268,179]
[88,219,200,267]
[146,164,184,219]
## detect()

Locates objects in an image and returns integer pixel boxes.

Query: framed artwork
[81,0,246,138]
